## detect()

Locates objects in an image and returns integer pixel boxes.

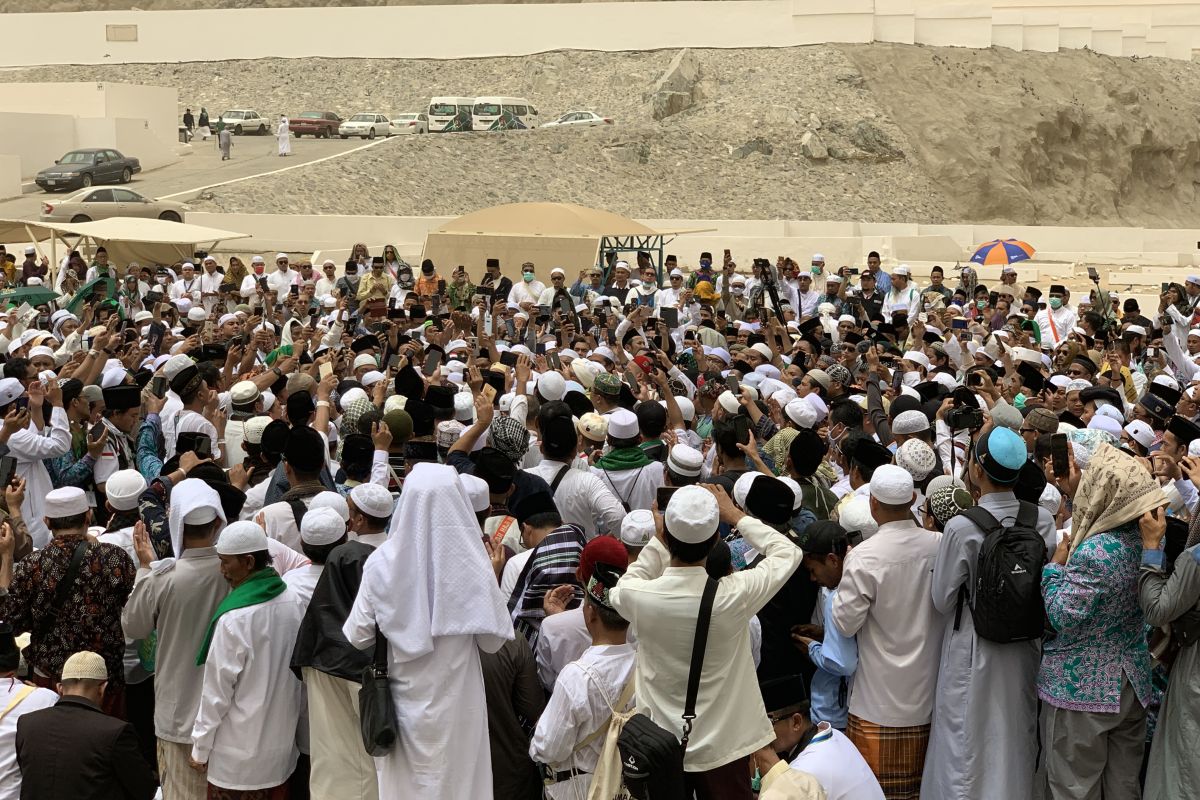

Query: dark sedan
[35,149,141,192]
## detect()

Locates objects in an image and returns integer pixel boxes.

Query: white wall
[0,1,1197,67]
[0,82,180,178]
[0,156,21,201]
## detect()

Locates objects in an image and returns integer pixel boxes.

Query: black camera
[945,405,984,431]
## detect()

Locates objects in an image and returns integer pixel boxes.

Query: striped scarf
[507,523,585,645]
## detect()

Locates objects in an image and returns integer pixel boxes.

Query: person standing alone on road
[217,123,232,161]
[277,115,291,157]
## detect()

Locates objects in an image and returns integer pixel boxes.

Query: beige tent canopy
[0,217,249,274]
[421,202,705,281]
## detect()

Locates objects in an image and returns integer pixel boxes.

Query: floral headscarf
[1069,441,1165,554]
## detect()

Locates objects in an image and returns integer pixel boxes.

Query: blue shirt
[870,268,892,294]
[808,587,858,729]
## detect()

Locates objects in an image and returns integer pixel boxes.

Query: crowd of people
[0,241,1195,800]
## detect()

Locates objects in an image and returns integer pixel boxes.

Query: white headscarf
[168,478,226,559]
[353,463,513,661]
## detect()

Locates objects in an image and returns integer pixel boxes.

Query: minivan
[428,96,475,132]
[472,96,539,131]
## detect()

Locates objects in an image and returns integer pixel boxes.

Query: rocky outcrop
[647,48,703,121]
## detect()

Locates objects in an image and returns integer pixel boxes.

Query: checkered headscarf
[490,415,529,464]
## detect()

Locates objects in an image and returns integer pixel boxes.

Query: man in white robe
[343,463,513,800]
[277,116,291,157]
[190,521,305,795]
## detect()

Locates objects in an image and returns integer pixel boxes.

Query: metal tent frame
[598,233,676,284]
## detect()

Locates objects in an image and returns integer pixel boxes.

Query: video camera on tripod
[753,257,787,322]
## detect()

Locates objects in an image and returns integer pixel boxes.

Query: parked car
[339,113,391,139]
[40,187,188,223]
[217,109,269,135]
[389,113,429,135]
[35,149,141,192]
[289,111,343,138]
[542,111,613,128]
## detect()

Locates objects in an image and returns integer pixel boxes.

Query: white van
[472,96,539,131]
[428,96,475,132]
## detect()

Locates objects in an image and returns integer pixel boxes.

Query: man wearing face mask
[508,262,545,310]
[1035,284,1077,349]
[239,256,267,301]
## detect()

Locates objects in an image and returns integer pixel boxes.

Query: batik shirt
[1038,522,1153,712]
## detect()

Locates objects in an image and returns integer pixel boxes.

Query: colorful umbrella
[970,239,1035,266]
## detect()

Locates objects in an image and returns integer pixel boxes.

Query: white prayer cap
[361,370,385,388]
[187,307,207,323]
[1123,420,1155,450]
[773,387,798,407]
[26,277,42,286]
[608,409,639,439]
[1048,374,1071,389]
[538,371,566,401]
[838,496,878,540]
[1189,439,1200,458]
[664,485,719,544]
[1094,403,1124,424]
[339,387,368,411]
[100,368,127,389]
[61,651,107,681]
[708,347,731,365]
[105,469,146,512]
[301,507,346,546]
[750,343,773,361]
[183,503,218,526]
[812,253,825,261]
[243,416,272,445]
[163,353,195,380]
[353,353,377,371]
[133,310,154,324]
[44,487,88,518]
[902,350,930,370]
[251,255,265,264]
[218,313,238,327]
[1125,325,1148,337]
[893,264,911,276]
[784,397,818,429]
[756,364,783,381]
[452,391,474,422]
[230,380,260,405]
[870,465,915,506]
[571,359,599,390]
[1088,415,1122,435]
[892,410,930,435]
[275,253,288,261]
[458,473,490,513]
[675,396,696,422]
[350,483,395,520]
[1038,483,1062,517]
[309,491,350,523]
[550,267,566,278]
[670,269,683,278]
[1152,373,1181,392]
[216,521,269,555]
[28,345,55,360]
[717,391,741,415]
[1066,379,1092,392]
[23,246,34,255]
[621,510,656,548]
[667,444,703,477]
[896,439,937,482]
[732,472,760,510]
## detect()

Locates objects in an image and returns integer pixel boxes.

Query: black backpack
[617,577,717,800]
[955,502,1048,643]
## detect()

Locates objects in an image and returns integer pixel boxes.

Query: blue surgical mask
[1049,297,1063,310]
[523,273,534,283]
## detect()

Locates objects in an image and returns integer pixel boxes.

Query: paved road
[0,133,393,221]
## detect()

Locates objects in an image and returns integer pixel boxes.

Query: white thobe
[267,269,299,305]
[199,270,224,314]
[282,563,324,608]
[170,277,200,305]
[161,408,221,463]
[0,678,58,800]
[1034,306,1078,349]
[9,408,71,549]
[343,612,500,800]
[590,461,664,514]
[525,459,625,538]
[277,119,291,155]
[191,589,306,791]
[257,497,315,555]
[507,280,545,308]
[239,274,262,300]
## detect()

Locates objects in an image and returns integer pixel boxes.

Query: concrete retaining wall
[0,1,1196,67]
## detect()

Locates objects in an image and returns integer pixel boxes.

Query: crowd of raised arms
[0,240,1195,800]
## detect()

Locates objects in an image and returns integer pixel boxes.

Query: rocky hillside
[6,43,1198,226]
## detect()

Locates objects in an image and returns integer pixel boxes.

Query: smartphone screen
[659,307,679,328]
[1051,433,1069,476]
[0,456,15,490]
[289,284,300,297]
[726,375,740,397]
[656,486,678,509]
[423,349,442,377]
[951,318,968,330]
[481,383,497,404]
[149,375,167,399]
[194,436,212,459]
[319,362,334,381]
[499,351,519,368]
[89,421,106,441]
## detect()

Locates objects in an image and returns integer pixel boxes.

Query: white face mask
[732,286,745,296]
[902,370,922,387]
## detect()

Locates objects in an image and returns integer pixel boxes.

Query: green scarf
[196,568,286,664]
[596,446,652,471]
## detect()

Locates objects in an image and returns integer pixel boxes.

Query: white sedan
[389,113,429,135]
[541,111,613,128]
[339,113,392,139]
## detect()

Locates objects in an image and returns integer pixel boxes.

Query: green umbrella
[65,276,117,316]
[0,285,60,308]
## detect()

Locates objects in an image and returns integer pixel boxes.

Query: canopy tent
[421,202,707,282]
[0,217,250,280]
